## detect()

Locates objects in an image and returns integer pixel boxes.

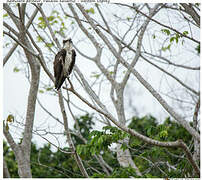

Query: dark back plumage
[53,47,76,90]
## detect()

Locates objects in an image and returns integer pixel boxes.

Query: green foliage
[128,116,195,177]
[161,29,192,52]
[85,7,95,14]
[37,10,67,50]
[38,14,58,29]
[76,126,129,156]
[38,17,46,29]
[71,114,95,145]
[3,141,18,177]
[128,115,157,135]
[92,167,140,178]
[4,141,82,178]
[4,114,197,178]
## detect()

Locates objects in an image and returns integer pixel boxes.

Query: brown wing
[68,49,76,75]
[53,49,66,90]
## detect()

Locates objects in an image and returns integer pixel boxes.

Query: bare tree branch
[180,3,200,27]
[3,6,39,66]
[117,3,200,44]
[141,55,199,95]
[74,3,200,142]
[58,90,89,177]
[142,52,200,70]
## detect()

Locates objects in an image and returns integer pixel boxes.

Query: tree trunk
[116,138,142,176]
[3,159,10,178]
[16,149,32,177]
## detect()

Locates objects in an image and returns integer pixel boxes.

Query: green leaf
[39,90,44,93]
[89,7,95,14]
[83,146,88,155]
[161,29,170,35]
[195,44,200,54]
[152,34,156,39]
[3,13,8,18]
[146,127,153,136]
[13,67,20,73]
[38,17,46,29]
[175,36,179,43]
[57,15,63,21]
[7,114,14,123]
[45,43,53,48]
[167,44,171,50]
[183,31,188,36]
[181,39,185,45]
[161,47,166,51]
[38,17,44,21]
[38,22,46,29]
[159,130,168,138]
[175,33,180,43]
[161,44,171,51]
[170,37,175,43]
[76,145,82,155]
[131,138,141,147]
[47,16,55,21]
[46,87,53,91]
[126,17,131,21]
[121,144,127,151]
[98,136,103,145]
[109,71,114,75]
[86,8,95,14]
[37,36,43,42]
[50,20,58,25]
[91,72,100,79]
[90,147,96,156]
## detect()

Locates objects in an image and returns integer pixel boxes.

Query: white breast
[64,50,72,76]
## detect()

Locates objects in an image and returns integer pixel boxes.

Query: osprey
[54,38,76,90]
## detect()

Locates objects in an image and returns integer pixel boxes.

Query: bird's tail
[55,76,66,90]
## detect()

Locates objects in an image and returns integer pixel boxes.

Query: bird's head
[63,38,73,49]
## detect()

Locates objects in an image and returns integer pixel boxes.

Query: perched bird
[53,38,76,90]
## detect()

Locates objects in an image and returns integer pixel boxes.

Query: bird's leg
[67,77,74,90]
[64,73,70,79]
